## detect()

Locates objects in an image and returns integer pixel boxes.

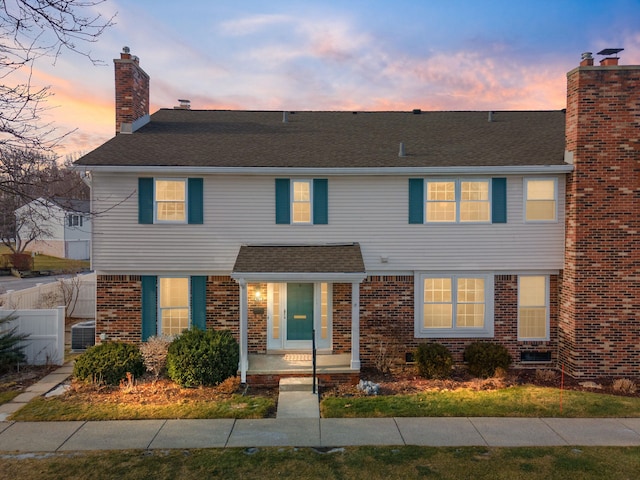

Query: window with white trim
[518,275,549,340]
[416,273,494,338]
[155,179,186,222]
[158,277,190,336]
[67,214,83,227]
[291,180,312,224]
[524,178,557,222]
[425,179,490,223]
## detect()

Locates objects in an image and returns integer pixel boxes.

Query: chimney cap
[122,46,130,54]
[581,52,593,60]
[597,48,623,57]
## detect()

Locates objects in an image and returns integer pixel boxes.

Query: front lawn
[0,446,639,479]
[10,378,276,421]
[321,385,640,418]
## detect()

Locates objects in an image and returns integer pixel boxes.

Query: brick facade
[96,275,143,343]
[358,275,559,370]
[97,274,561,372]
[560,63,640,377]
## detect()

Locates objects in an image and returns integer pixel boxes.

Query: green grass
[0,390,19,406]
[0,446,638,479]
[32,254,89,272]
[10,394,275,421]
[321,386,640,418]
[0,245,89,272]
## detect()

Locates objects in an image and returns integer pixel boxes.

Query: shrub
[414,342,453,379]
[0,313,28,372]
[612,378,637,394]
[166,329,239,388]
[464,342,512,378]
[140,335,172,380]
[535,369,557,383]
[73,342,144,385]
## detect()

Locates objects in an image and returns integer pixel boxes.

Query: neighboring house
[74,48,639,384]
[16,197,91,260]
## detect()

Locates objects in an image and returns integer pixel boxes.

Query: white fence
[0,273,95,318]
[1,307,65,365]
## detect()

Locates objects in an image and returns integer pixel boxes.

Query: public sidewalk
[1,365,639,453]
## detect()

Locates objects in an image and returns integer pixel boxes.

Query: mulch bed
[324,365,640,399]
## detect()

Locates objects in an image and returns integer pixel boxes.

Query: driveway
[0,274,76,294]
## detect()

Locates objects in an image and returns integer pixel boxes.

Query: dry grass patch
[11,376,276,421]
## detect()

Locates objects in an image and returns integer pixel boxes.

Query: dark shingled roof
[233,244,365,274]
[75,109,567,168]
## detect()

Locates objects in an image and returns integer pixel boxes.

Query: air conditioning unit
[71,320,96,351]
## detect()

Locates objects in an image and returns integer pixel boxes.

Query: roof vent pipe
[283,111,288,123]
[488,111,493,122]
[399,142,406,157]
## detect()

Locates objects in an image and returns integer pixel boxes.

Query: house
[74,48,639,384]
[15,197,91,260]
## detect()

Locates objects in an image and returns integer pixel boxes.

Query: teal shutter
[138,178,154,224]
[408,178,424,224]
[313,179,328,224]
[190,276,207,330]
[275,178,291,224]
[187,178,204,224]
[141,276,157,341]
[492,178,507,223]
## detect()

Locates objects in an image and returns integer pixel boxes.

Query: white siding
[91,172,565,274]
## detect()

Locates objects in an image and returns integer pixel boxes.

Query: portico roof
[231,243,366,282]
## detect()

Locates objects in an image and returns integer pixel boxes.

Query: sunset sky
[22,0,640,157]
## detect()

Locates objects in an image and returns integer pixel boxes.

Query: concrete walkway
[1,365,639,452]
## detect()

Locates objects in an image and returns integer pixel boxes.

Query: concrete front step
[278,377,318,392]
[276,391,320,419]
[277,377,320,418]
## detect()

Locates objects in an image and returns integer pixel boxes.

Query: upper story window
[524,178,557,222]
[518,275,549,340]
[292,180,312,224]
[67,214,83,227]
[155,179,186,222]
[410,178,505,224]
[138,177,203,225]
[275,178,328,225]
[415,273,494,338]
[426,180,490,223]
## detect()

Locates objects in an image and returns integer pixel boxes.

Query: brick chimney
[560,51,640,378]
[114,47,150,134]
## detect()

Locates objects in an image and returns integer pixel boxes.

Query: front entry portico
[231,243,366,383]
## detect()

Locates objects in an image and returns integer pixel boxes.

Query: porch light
[255,290,262,302]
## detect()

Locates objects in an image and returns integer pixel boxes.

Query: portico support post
[238,279,249,383]
[350,281,361,369]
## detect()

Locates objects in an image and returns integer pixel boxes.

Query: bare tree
[1,0,115,152]
[0,148,89,253]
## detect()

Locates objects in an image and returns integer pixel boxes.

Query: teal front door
[287,283,314,341]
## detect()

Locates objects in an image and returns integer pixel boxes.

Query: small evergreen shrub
[464,342,512,378]
[166,329,239,388]
[415,342,453,379]
[0,313,28,372]
[73,342,144,385]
